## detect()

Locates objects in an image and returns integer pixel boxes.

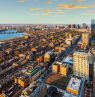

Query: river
[0,30,25,41]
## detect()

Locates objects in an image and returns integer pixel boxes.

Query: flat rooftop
[63,57,73,64]
[53,61,62,65]
[74,50,89,55]
[45,73,70,90]
[64,92,77,97]
[61,56,73,66]
[67,77,81,91]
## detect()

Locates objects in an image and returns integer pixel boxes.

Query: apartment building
[73,51,94,81]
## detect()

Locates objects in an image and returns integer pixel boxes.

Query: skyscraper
[82,23,87,29]
[93,63,95,96]
[73,51,94,81]
[91,20,95,36]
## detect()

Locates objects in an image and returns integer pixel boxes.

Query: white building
[64,77,85,97]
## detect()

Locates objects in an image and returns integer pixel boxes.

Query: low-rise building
[0,93,7,97]
[63,92,77,97]
[59,64,68,76]
[14,75,29,88]
[52,61,61,73]
[44,51,56,62]
[61,56,73,67]
[20,82,47,97]
[52,61,69,76]
[66,77,85,97]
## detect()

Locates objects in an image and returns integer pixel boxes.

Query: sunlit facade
[73,51,94,81]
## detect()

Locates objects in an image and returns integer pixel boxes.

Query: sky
[0,0,95,24]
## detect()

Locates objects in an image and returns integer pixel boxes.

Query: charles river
[0,30,25,41]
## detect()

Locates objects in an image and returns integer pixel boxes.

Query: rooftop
[67,77,81,91]
[45,73,70,90]
[61,56,73,66]
[63,57,73,63]
[45,50,54,56]
[53,61,62,65]
[63,92,77,97]
[74,50,89,55]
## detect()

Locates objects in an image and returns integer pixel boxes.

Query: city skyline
[0,0,95,24]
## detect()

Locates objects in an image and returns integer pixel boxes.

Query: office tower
[66,77,84,97]
[91,20,95,36]
[93,63,95,96]
[82,33,89,46]
[72,24,76,28]
[82,23,87,29]
[67,24,71,29]
[73,51,94,81]
[81,33,89,49]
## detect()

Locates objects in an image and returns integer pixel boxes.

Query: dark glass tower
[91,20,95,36]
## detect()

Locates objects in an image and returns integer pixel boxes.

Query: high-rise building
[73,51,94,81]
[66,77,85,97]
[82,23,87,29]
[82,33,89,46]
[91,20,95,36]
[93,62,95,96]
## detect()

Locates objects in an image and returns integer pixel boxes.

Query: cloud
[83,10,95,15]
[44,0,52,4]
[30,13,41,16]
[17,0,26,3]
[58,4,90,10]
[87,10,95,13]
[89,4,95,8]
[42,8,64,15]
[43,9,51,13]
[50,9,64,14]
[29,8,64,16]
[73,0,85,2]
[29,8,41,12]
[31,13,51,16]
[29,8,51,16]
[56,10,64,14]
